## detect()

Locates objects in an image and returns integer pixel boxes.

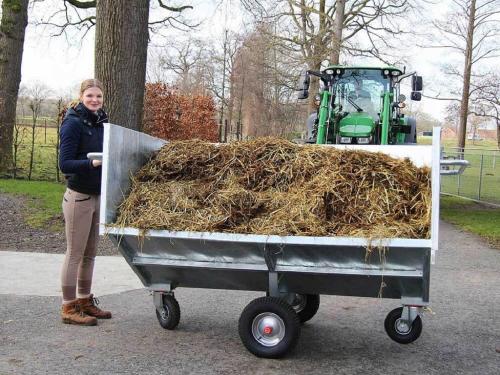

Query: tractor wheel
[405,117,417,144]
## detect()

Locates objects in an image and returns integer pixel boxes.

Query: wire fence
[441,147,500,206]
[9,122,500,205]
[8,124,61,182]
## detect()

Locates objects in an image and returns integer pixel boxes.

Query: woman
[59,79,111,325]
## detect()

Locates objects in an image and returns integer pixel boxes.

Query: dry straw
[115,138,431,239]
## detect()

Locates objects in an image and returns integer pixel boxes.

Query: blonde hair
[79,79,104,98]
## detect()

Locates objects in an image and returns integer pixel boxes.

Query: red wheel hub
[263,326,273,335]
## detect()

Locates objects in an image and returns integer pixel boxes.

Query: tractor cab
[297,65,423,145]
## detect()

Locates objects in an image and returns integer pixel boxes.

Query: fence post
[478,153,484,200]
[44,119,47,143]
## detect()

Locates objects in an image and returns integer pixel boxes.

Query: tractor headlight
[357,137,371,144]
[391,70,400,76]
[340,137,352,144]
[383,69,390,76]
[336,68,342,75]
[325,69,334,75]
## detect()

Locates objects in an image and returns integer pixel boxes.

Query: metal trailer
[97,123,443,358]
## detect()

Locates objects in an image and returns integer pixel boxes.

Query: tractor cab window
[335,69,388,119]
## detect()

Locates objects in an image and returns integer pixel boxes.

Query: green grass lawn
[0,178,65,230]
[418,136,499,149]
[440,195,500,249]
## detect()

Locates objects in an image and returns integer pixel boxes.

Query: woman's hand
[92,159,102,167]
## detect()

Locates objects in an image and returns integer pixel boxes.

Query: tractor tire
[405,117,417,144]
[306,112,318,142]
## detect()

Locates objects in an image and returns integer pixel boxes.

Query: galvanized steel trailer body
[97,124,442,358]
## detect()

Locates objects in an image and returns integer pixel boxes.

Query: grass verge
[440,195,500,249]
[0,178,65,230]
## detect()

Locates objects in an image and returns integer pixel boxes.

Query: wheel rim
[251,313,286,347]
[394,318,412,335]
[160,307,170,321]
[291,294,307,313]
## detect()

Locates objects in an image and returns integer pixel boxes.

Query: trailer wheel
[384,307,422,344]
[291,294,320,323]
[155,294,180,330]
[239,297,300,358]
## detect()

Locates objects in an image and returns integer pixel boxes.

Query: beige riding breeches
[61,188,100,303]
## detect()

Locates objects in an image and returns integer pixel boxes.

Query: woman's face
[80,87,103,112]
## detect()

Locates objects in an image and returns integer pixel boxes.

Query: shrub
[143,83,218,142]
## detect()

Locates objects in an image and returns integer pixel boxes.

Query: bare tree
[55,97,69,182]
[229,24,307,138]
[157,38,209,91]
[208,31,244,140]
[425,0,500,151]
[25,83,50,180]
[242,0,419,111]
[38,0,194,131]
[469,74,500,148]
[0,0,29,175]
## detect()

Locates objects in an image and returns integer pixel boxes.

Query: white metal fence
[441,148,500,205]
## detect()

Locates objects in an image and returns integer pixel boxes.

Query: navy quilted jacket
[59,102,108,195]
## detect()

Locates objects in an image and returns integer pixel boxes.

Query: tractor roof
[325,65,404,74]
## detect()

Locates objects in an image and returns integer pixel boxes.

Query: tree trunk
[457,0,476,152]
[307,0,326,114]
[497,118,500,149]
[28,111,36,181]
[95,0,150,131]
[330,0,345,64]
[0,0,29,174]
[307,59,322,114]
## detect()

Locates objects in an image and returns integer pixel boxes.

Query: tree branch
[64,0,96,9]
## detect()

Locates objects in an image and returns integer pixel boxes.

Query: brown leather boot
[77,294,112,319]
[61,301,97,326]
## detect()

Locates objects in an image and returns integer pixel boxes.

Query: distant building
[467,120,497,140]
[441,128,457,139]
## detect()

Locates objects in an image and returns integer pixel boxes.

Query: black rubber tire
[404,117,417,144]
[291,294,320,323]
[238,297,301,358]
[384,307,422,344]
[155,295,181,330]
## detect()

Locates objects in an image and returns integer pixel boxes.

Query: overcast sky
[18,0,483,121]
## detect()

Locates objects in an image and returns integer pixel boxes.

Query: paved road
[0,222,499,374]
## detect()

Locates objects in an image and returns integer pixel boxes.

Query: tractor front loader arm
[316,91,332,144]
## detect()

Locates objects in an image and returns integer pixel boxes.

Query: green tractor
[297,65,423,145]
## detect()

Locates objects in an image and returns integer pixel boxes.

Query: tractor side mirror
[296,70,310,100]
[296,70,310,91]
[297,89,309,100]
[411,91,422,101]
[412,75,423,91]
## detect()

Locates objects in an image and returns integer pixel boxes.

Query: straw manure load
[115,138,431,239]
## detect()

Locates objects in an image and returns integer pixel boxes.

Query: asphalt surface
[1,222,499,374]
